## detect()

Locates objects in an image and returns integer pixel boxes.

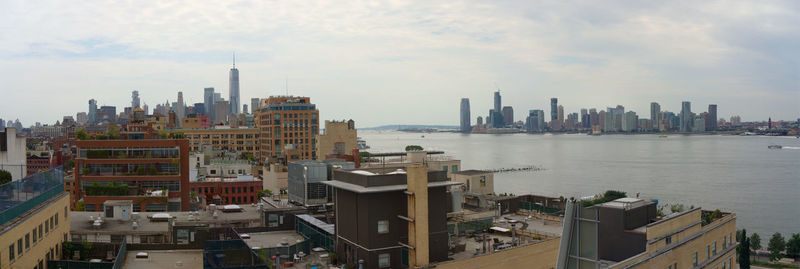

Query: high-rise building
[251,98,260,114]
[176,91,185,126]
[214,100,230,125]
[131,90,140,108]
[254,96,320,161]
[459,98,471,133]
[650,102,660,130]
[193,103,205,116]
[476,116,483,126]
[730,115,741,126]
[622,111,637,132]
[694,115,706,132]
[214,93,222,102]
[229,54,240,115]
[580,108,589,128]
[550,98,558,121]
[589,108,598,127]
[204,87,215,121]
[501,106,514,126]
[493,91,501,112]
[680,101,692,132]
[707,104,717,131]
[76,112,88,125]
[526,109,545,132]
[88,99,97,124]
[98,106,117,123]
[243,104,249,114]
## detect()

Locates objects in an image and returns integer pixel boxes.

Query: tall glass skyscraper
[550,98,558,121]
[229,54,240,115]
[204,87,215,122]
[650,102,660,130]
[131,90,140,108]
[680,101,692,132]
[460,98,471,133]
[88,99,97,125]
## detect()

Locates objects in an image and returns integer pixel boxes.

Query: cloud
[0,0,798,126]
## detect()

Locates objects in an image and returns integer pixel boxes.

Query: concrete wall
[317,121,357,160]
[0,193,70,269]
[452,172,494,196]
[433,238,559,269]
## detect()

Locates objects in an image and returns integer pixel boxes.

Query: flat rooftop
[242,231,306,249]
[452,170,491,176]
[71,204,263,232]
[598,198,652,210]
[323,180,461,194]
[122,250,202,269]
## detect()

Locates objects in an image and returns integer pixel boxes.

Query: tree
[405,145,423,151]
[786,233,800,258]
[751,233,762,251]
[75,128,89,140]
[768,232,785,261]
[738,229,751,269]
[257,189,273,198]
[0,169,11,185]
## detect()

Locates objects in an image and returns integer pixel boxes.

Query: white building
[1,127,27,180]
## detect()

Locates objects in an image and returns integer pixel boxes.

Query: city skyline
[1,1,799,127]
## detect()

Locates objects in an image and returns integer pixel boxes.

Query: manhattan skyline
[1,1,799,126]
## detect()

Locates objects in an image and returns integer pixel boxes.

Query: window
[17,238,22,255]
[50,216,54,231]
[693,252,698,266]
[666,235,672,245]
[9,244,14,262]
[713,241,717,255]
[378,220,389,234]
[442,166,447,172]
[45,221,49,233]
[38,224,43,239]
[378,253,390,268]
[723,236,727,248]
[55,213,59,226]
[668,265,672,269]
[452,165,458,172]
[674,262,677,269]
[480,176,486,187]
[32,228,37,243]
[25,234,29,250]
[706,245,710,259]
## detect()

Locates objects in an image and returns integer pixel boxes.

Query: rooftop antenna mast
[285,76,288,96]
[233,52,235,68]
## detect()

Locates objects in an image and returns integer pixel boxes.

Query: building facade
[1,127,27,180]
[254,96,320,162]
[317,120,357,160]
[650,102,660,131]
[75,139,191,212]
[460,98,471,133]
[229,59,240,115]
[174,127,260,156]
[204,87,215,122]
[680,101,692,132]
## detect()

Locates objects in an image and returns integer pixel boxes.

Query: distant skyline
[1,1,798,127]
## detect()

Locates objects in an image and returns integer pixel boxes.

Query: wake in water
[782,146,800,150]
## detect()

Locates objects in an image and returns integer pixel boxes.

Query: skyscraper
[550,98,558,121]
[680,101,692,132]
[193,103,206,115]
[580,108,589,128]
[476,116,483,126]
[460,98,471,133]
[650,102,660,130]
[707,104,717,131]
[229,54,240,115]
[204,87,215,121]
[131,90,140,108]
[493,91,501,112]
[491,91,504,128]
[88,99,97,125]
[251,98,260,114]
[176,91,185,125]
[502,106,513,125]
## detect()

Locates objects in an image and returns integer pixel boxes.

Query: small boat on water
[768,145,782,149]
[659,135,668,138]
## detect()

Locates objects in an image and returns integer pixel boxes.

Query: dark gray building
[551,98,558,121]
[287,159,354,207]
[204,87,215,121]
[324,167,459,268]
[680,101,692,132]
[707,104,717,131]
[460,98,471,133]
[502,106,513,126]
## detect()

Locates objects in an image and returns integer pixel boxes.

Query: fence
[295,216,334,251]
[447,217,494,237]
[0,167,64,227]
[519,201,562,214]
[47,238,127,269]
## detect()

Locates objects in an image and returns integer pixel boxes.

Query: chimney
[407,164,429,267]
[407,151,427,164]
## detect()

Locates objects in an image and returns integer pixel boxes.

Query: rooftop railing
[0,167,64,227]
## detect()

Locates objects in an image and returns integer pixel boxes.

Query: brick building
[254,96,320,162]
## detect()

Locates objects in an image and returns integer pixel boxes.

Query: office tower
[650,102,660,130]
[214,93,222,102]
[694,115,705,132]
[0,118,4,128]
[243,104,249,114]
[193,103,205,116]
[598,110,606,130]
[589,108,598,127]
[707,104,717,131]
[214,100,230,125]
[98,106,117,123]
[88,99,97,124]
[142,104,149,116]
[76,112,88,125]
[176,92,185,126]
[251,98,260,114]
[680,101,692,132]
[557,105,564,123]
[476,116,483,126]
[550,98,558,121]
[460,98,471,133]
[622,111,637,132]
[580,108,588,128]
[131,90,140,108]
[502,106,513,126]
[730,116,741,126]
[254,96,320,161]
[493,91,501,112]
[535,110,545,131]
[229,54,240,114]
[204,87,215,121]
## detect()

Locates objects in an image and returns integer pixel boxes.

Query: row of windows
[7,207,67,264]
[192,186,256,194]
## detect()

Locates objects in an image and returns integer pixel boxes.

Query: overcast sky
[1,1,798,127]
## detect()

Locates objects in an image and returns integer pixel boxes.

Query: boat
[768,145,782,149]
[659,135,668,138]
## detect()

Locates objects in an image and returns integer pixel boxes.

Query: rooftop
[598,198,652,210]
[323,179,461,194]
[122,250,203,269]
[241,230,306,249]
[452,170,492,176]
[70,204,263,233]
[296,214,335,235]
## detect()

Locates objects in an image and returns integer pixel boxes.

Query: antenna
[494,82,500,92]
[285,76,288,96]
[233,52,236,68]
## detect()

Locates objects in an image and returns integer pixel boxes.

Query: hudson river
[360,131,800,237]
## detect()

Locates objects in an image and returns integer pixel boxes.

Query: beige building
[558,198,737,269]
[316,120,357,160]
[0,190,70,269]
[451,170,494,195]
[173,127,260,157]
[262,163,288,193]
[361,151,462,179]
[1,127,27,180]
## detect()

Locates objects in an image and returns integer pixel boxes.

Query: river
[360,131,800,237]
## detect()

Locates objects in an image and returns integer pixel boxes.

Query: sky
[0,0,798,127]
